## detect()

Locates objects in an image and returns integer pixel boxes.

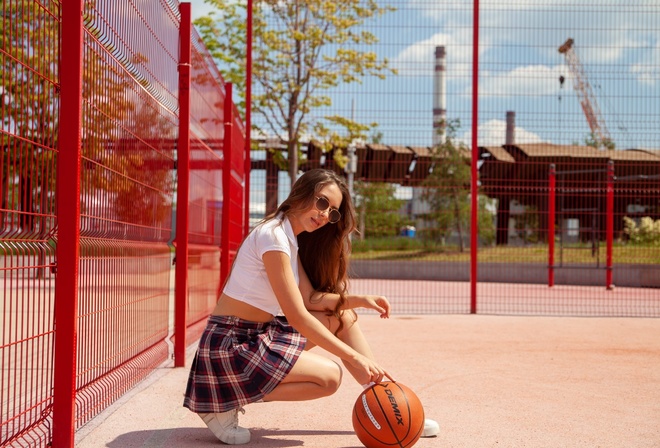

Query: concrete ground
[75,314,660,448]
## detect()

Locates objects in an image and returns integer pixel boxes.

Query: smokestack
[505,111,515,145]
[433,46,447,147]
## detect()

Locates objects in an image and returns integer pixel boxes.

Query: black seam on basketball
[393,383,413,441]
[372,385,405,448]
[353,402,380,443]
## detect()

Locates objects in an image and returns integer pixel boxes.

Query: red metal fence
[1,1,245,446]
[2,1,659,447]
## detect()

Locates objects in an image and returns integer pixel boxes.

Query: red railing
[1,1,246,447]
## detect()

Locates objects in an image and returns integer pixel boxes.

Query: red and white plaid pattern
[184,315,306,413]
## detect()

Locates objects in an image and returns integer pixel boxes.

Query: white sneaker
[198,408,251,445]
[422,418,439,437]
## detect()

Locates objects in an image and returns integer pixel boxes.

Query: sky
[187,0,659,153]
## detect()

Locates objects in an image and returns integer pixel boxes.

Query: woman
[184,168,438,444]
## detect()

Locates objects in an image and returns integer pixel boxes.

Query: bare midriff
[212,293,275,323]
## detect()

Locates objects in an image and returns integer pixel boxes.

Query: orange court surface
[75,313,660,447]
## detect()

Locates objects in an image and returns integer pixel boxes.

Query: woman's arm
[263,251,387,383]
[297,258,390,318]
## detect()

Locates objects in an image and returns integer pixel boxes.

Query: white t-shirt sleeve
[254,223,291,259]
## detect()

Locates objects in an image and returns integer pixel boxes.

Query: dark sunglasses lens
[328,209,341,223]
[316,196,330,211]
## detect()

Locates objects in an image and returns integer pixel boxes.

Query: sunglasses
[314,196,341,224]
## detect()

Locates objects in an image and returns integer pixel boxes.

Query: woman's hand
[348,353,390,385]
[354,295,391,318]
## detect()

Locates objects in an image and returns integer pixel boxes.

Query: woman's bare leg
[264,310,376,403]
[307,310,377,385]
[262,350,342,402]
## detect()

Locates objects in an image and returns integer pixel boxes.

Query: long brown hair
[272,169,357,327]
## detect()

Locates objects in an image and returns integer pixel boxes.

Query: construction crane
[558,38,613,150]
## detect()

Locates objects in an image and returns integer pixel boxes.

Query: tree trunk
[288,140,297,188]
[265,150,279,215]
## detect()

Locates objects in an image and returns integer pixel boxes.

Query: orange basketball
[352,382,425,448]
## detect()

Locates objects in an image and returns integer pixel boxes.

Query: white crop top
[223,215,299,316]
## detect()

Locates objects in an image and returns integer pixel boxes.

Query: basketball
[352,382,425,448]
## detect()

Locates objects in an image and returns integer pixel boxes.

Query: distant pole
[606,161,614,290]
[505,111,515,145]
[348,99,357,197]
[346,144,357,198]
[548,164,556,287]
[469,0,480,314]
[433,46,447,147]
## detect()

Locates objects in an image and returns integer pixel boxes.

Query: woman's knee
[286,352,343,396]
[318,359,343,395]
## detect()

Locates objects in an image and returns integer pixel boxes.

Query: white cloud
[630,40,660,86]
[188,0,217,20]
[407,0,658,69]
[461,119,544,147]
[391,29,485,78]
[480,64,565,97]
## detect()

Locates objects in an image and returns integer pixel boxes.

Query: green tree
[354,181,406,239]
[1,1,59,235]
[194,0,396,186]
[108,102,175,234]
[623,216,660,246]
[513,204,539,245]
[1,1,154,237]
[420,120,494,252]
[584,132,615,150]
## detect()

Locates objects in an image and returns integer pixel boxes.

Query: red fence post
[244,0,253,237]
[221,83,234,285]
[52,0,84,445]
[174,2,191,367]
[469,0,480,314]
[548,164,556,287]
[606,160,614,290]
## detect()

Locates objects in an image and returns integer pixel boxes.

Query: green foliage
[623,216,660,246]
[194,0,397,181]
[584,132,616,150]
[352,236,424,253]
[2,2,170,235]
[1,2,60,232]
[349,242,660,265]
[476,195,496,246]
[513,205,540,244]
[354,181,409,238]
[418,119,494,251]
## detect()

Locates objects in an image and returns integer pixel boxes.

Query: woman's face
[290,183,343,235]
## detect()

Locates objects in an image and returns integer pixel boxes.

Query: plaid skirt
[183,315,306,413]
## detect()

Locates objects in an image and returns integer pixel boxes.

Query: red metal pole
[469,0,480,314]
[52,0,84,445]
[244,0,253,237]
[606,160,614,290]
[174,2,191,367]
[548,164,556,287]
[221,83,234,285]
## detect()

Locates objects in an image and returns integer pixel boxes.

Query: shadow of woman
[104,426,362,448]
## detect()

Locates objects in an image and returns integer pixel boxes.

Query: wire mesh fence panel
[1,1,60,445]
[242,1,659,316]
[2,1,245,445]
[73,0,180,431]
[183,26,244,343]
